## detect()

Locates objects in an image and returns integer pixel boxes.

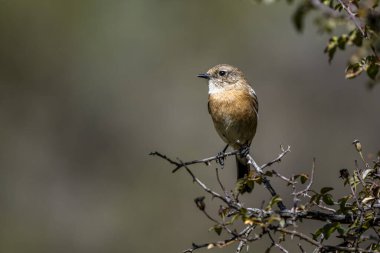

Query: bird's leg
[239,145,250,158]
[216,144,229,167]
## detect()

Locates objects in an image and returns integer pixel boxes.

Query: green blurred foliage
[287,0,380,87]
[0,1,378,253]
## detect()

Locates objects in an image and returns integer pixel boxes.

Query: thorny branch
[306,0,367,38]
[151,140,380,252]
[336,0,367,37]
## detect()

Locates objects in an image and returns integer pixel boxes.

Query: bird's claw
[239,146,250,157]
[216,152,225,167]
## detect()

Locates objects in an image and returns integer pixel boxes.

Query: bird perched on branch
[197,64,258,180]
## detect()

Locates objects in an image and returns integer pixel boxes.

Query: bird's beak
[197,73,210,80]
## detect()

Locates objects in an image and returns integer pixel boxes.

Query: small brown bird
[198,64,258,179]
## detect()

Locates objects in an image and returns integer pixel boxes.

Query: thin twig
[337,0,367,37]
[150,150,239,173]
[268,231,289,253]
[293,158,315,196]
[216,168,226,193]
[277,227,377,252]
[260,145,291,170]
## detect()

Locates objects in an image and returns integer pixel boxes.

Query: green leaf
[292,3,312,32]
[210,224,223,236]
[348,29,363,47]
[266,195,282,211]
[324,37,338,63]
[320,187,334,194]
[337,196,351,214]
[315,222,341,239]
[334,3,343,11]
[322,194,335,205]
[324,222,340,239]
[310,193,321,204]
[230,213,240,223]
[194,196,206,211]
[235,178,254,194]
[345,63,363,79]
[366,63,379,80]
[300,174,309,184]
[313,227,323,240]
[337,35,348,49]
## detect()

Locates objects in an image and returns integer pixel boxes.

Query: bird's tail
[236,155,250,180]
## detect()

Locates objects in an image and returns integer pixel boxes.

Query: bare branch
[293,158,315,197]
[150,150,239,173]
[260,145,291,171]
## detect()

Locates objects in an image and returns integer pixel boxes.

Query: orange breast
[208,89,258,149]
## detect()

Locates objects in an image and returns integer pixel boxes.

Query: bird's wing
[248,86,259,116]
[252,93,259,115]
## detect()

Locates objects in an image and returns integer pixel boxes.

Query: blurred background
[0,1,379,252]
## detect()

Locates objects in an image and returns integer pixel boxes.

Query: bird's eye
[219,71,226,76]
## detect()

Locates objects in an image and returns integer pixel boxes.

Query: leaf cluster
[264,0,380,87]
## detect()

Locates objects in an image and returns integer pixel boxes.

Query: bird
[197,64,258,180]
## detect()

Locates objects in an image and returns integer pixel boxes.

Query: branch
[150,150,239,173]
[293,158,315,197]
[244,209,380,225]
[152,146,291,210]
[260,145,291,171]
[336,0,367,37]
[277,228,378,253]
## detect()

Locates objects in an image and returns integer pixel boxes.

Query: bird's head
[197,64,247,94]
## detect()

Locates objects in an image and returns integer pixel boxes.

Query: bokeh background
[0,1,379,252]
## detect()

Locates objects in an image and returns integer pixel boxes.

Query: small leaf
[362,168,374,179]
[324,222,340,239]
[321,187,334,194]
[316,222,341,239]
[210,224,223,236]
[348,29,363,46]
[362,197,375,204]
[235,178,254,194]
[337,196,351,214]
[194,196,206,211]
[337,35,348,49]
[300,174,309,184]
[324,37,338,63]
[266,195,282,210]
[313,227,323,240]
[366,63,379,80]
[322,194,335,205]
[345,63,363,79]
[334,3,343,11]
[310,193,321,204]
[230,213,240,223]
[292,3,312,32]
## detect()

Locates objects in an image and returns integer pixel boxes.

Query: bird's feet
[216,144,229,167]
[239,145,250,158]
[216,151,225,166]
